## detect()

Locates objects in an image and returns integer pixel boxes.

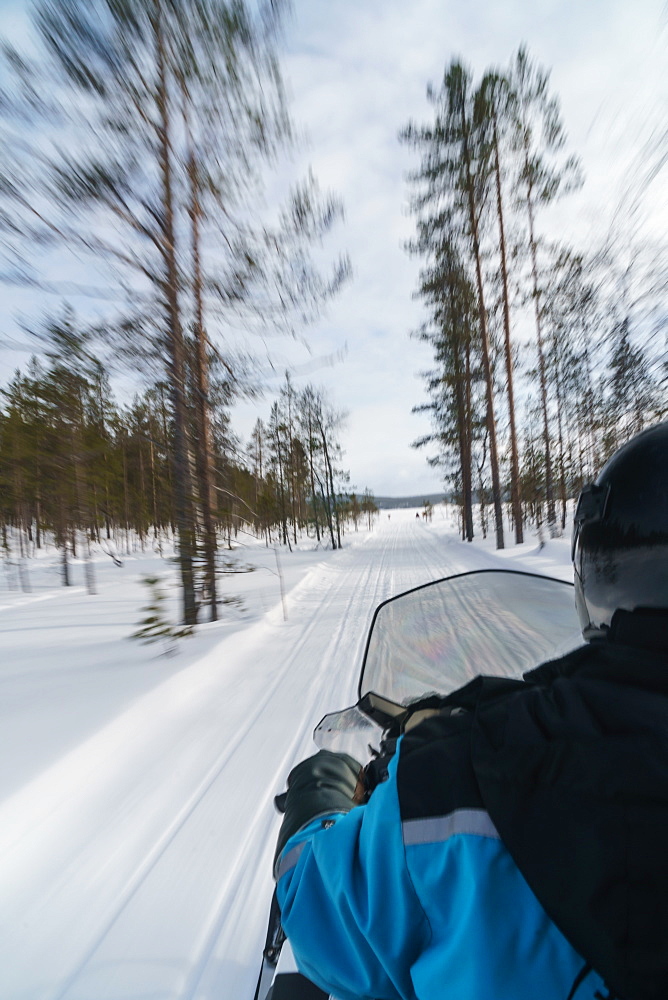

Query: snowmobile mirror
[313,701,386,761]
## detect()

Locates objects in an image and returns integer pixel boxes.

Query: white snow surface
[0,509,574,1000]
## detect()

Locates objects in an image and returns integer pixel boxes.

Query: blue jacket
[276,748,605,1000]
[276,643,668,1000]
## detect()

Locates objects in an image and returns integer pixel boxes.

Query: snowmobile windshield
[359,569,580,706]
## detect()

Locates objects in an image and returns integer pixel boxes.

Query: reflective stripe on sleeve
[402,809,500,846]
[276,840,308,881]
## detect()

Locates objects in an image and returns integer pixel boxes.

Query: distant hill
[374,492,448,510]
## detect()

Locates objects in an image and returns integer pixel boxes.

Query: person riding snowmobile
[273,422,668,1000]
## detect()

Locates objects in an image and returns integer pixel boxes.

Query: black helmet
[572,422,668,646]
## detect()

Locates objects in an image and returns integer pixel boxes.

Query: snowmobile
[255,568,581,1000]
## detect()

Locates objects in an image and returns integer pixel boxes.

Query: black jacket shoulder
[471,642,668,1000]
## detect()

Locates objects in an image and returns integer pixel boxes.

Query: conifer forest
[403,49,666,549]
[0,0,365,624]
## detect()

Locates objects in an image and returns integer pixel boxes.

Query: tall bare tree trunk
[553,353,569,531]
[492,115,523,543]
[525,182,556,536]
[122,439,130,552]
[59,496,70,587]
[35,493,41,549]
[460,104,504,549]
[71,421,95,595]
[307,422,321,542]
[186,131,218,621]
[153,2,197,624]
[448,281,474,541]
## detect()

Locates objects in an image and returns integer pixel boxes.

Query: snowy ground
[0,508,574,1000]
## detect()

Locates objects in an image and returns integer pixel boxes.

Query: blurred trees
[403,61,506,549]
[0,352,373,609]
[0,0,349,621]
[404,46,666,546]
[508,45,583,538]
[258,377,351,550]
[409,232,479,543]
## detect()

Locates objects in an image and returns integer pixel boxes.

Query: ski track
[1,516,507,1000]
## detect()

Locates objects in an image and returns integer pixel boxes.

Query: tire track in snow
[62,537,395,999]
[3,516,506,1000]
[48,543,383,999]
[183,521,496,999]
[176,543,393,999]
[185,521,482,999]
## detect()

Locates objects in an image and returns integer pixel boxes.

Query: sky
[0,0,666,496]
[230,0,667,496]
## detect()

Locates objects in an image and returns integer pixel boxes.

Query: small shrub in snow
[130,575,193,656]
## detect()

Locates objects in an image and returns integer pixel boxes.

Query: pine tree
[606,318,658,451]
[402,60,505,548]
[508,45,582,536]
[476,71,523,543]
[410,226,479,542]
[361,490,378,530]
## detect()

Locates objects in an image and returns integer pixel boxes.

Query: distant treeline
[0,344,378,613]
[374,494,447,509]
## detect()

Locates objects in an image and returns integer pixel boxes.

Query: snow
[0,509,575,999]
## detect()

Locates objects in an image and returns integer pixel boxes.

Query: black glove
[274,750,362,874]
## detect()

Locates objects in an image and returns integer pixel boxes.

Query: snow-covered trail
[0,516,501,1000]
